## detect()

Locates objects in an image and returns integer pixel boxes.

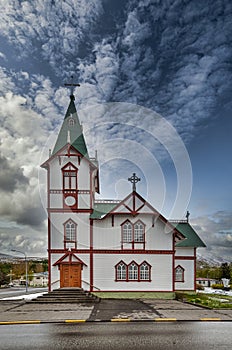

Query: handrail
[51,279,60,286]
[82,280,101,291]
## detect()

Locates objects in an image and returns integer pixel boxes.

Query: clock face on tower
[65,196,76,206]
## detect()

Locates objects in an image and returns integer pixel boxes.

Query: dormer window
[68,117,75,126]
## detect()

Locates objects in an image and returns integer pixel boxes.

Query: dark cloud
[0,154,28,192]
[16,206,46,228]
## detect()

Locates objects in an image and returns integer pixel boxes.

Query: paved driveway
[0,299,232,323]
[89,299,232,321]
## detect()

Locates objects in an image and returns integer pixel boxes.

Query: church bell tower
[41,90,99,291]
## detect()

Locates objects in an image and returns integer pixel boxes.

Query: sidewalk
[0,299,232,324]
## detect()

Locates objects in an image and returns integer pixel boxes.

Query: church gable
[41,143,96,169]
[104,192,159,217]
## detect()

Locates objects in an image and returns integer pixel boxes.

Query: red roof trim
[53,251,87,266]
[101,191,185,240]
[41,143,97,169]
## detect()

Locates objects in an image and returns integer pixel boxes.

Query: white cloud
[192,211,232,261]
[0,0,103,76]
[0,52,6,60]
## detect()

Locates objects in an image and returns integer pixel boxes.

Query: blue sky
[0,0,231,261]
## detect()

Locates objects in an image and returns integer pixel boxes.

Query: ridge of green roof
[52,96,89,158]
[175,222,206,248]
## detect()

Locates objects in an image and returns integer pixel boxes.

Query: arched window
[122,221,132,242]
[121,220,145,249]
[134,221,145,242]
[175,265,184,282]
[128,262,138,280]
[116,261,127,281]
[64,219,77,249]
[139,262,151,281]
[115,261,151,282]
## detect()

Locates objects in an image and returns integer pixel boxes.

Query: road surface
[0,322,231,350]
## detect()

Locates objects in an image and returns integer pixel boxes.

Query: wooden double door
[60,263,82,288]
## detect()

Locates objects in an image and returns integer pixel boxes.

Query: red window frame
[121,220,146,249]
[175,265,185,282]
[62,162,78,209]
[63,218,77,249]
[62,162,78,190]
[115,261,151,282]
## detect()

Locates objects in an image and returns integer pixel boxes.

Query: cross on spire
[186,210,190,223]
[64,75,80,100]
[128,173,141,192]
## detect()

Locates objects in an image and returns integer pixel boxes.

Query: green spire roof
[52,95,89,158]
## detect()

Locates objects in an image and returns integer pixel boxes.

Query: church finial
[186,210,190,222]
[64,75,80,100]
[128,173,141,192]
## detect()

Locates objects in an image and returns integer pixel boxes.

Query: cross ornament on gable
[128,173,141,192]
[64,75,80,100]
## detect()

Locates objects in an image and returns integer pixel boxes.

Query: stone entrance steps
[29,288,100,303]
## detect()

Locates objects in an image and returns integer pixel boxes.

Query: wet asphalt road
[88,298,162,320]
[0,322,231,350]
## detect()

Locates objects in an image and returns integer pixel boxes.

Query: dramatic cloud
[0,0,231,259]
[192,211,232,262]
[0,0,103,74]
[0,154,28,192]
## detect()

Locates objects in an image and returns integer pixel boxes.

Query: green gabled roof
[52,95,89,158]
[90,202,119,219]
[175,222,206,248]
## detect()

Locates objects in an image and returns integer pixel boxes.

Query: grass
[92,291,175,299]
[176,291,232,309]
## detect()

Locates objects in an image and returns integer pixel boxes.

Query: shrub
[211,284,224,289]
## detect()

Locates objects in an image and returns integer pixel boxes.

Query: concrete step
[28,288,100,304]
[30,299,97,303]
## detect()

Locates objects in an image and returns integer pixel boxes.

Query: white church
[41,92,205,294]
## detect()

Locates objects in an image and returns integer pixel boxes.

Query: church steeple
[52,94,89,159]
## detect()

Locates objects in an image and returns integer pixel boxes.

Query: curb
[0,317,230,325]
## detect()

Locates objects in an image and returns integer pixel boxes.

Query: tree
[0,270,10,285]
[220,263,231,280]
[42,259,48,272]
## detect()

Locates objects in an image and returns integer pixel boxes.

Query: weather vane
[128,173,141,192]
[64,75,80,99]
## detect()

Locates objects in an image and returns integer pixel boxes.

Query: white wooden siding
[92,254,173,291]
[175,259,195,290]
[50,213,90,249]
[175,247,194,257]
